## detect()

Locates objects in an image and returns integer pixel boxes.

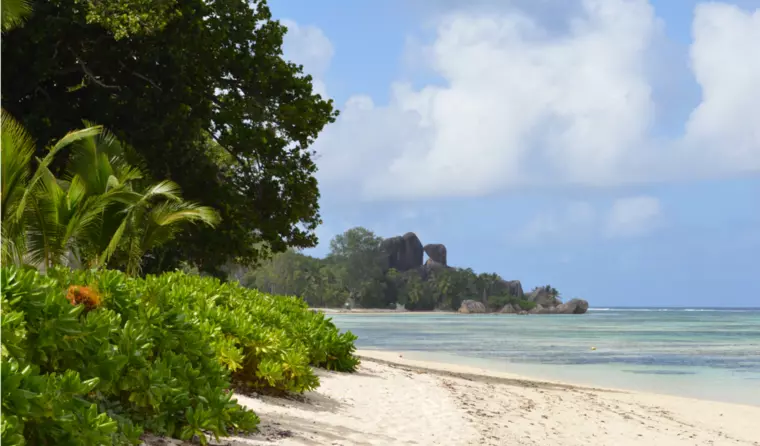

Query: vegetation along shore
[4,1,748,445]
[245,227,589,314]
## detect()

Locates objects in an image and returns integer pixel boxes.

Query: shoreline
[152,349,760,445]
[355,349,760,409]
[315,308,456,314]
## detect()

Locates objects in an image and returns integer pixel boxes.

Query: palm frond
[1,110,36,222]
[13,125,102,223]
[97,218,128,267]
[24,185,63,269]
[51,126,103,153]
[141,180,183,202]
[1,0,32,32]
[150,201,221,227]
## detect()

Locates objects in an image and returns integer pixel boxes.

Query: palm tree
[1,110,220,274]
[65,129,220,275]
[1,0,32,32]
[104,181,220,276]
[1,110,101,267]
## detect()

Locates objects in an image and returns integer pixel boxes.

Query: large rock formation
[381,230,589,314]
[518,299,589,314]
[458,300,487,314]
[496,280,524,299]
[500,303,518,314]
[423,244,447,266]
[382,232,424,272]
[555,298,589,314]
[424,258,446,269]
[526,288,561,307]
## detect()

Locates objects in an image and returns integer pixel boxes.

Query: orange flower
[66,285,102,310]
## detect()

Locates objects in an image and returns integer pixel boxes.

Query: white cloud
[603,196,662,238]
[683,4,760,173]
[516,195,662,243]
[281,20,334,97]
[281,2,760,203]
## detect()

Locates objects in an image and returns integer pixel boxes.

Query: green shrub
[1,267,359,445]
[516,300,537,311]
[487,294,514,311]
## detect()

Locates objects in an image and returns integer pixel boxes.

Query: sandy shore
[146,350,760,446]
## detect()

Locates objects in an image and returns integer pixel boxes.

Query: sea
[329,308,760,406]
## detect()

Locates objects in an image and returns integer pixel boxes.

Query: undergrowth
[0,267,359,445]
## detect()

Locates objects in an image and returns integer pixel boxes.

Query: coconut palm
[100,180,220,276]
[1,110,220,274]
[1,0,32,31]
[1,110,101,267]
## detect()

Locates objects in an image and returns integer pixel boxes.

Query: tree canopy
[243,226,555,311]
[2,0,337,275]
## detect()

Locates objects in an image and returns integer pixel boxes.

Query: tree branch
[73,50,121,90]
[119,61,163,91]
[209,133,248,167]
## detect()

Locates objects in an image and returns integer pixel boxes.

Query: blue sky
[268,0,759,307]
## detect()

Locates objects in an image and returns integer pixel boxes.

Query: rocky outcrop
[382,232,424,272]
[528,304,545,314]
[458,300,487,314]
[497,280,524,299]
[424,258,446,270]
[383,230,589,314]
[555,298,589,314]
[423,244,447,266]
[527,288,560,307]
[500,304,518,314]
[520,299,589,314]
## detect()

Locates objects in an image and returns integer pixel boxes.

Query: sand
[145,350,760,446]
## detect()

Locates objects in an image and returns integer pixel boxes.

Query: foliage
[0,110,219,275]
[515,300,537,311]
[244,226,557,312]
[1,266,359,444]
[326,228,388,308]
[487,294,512,311]
[2,0,337,275]
[76,0,180,40]
[1,0,32,31]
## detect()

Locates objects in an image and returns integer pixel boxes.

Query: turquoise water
[330,308,760,406]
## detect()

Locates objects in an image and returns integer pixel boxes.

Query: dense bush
[515,300,537,311]
[1,267,359,445]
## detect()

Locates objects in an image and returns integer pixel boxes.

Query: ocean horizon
[589,307,760,310]
[330,307,760,406]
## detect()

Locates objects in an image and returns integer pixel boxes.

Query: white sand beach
[147,349,760,446]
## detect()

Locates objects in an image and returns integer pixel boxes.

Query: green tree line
[243,227,560,311]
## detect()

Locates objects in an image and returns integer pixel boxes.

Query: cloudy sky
[268,0,759,307]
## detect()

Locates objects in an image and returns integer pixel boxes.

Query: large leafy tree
[327,227,387,308]
[1,0,337,275]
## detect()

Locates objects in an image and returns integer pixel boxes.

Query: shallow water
[330,308,760,406]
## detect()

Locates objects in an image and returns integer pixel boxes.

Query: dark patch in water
[622,370,696,375]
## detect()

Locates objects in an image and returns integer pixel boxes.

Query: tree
[1,110,101,268]
[0,110,218,274]
[1,0,32,31]
[328,227,385,260]
[327,227,387,308]
[2,0,337,275]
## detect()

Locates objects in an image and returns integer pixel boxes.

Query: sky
[267,0,759,307]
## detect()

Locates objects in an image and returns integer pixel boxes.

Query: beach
[149,349,760,446]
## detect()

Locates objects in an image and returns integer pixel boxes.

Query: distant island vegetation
[241,227,589,314]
